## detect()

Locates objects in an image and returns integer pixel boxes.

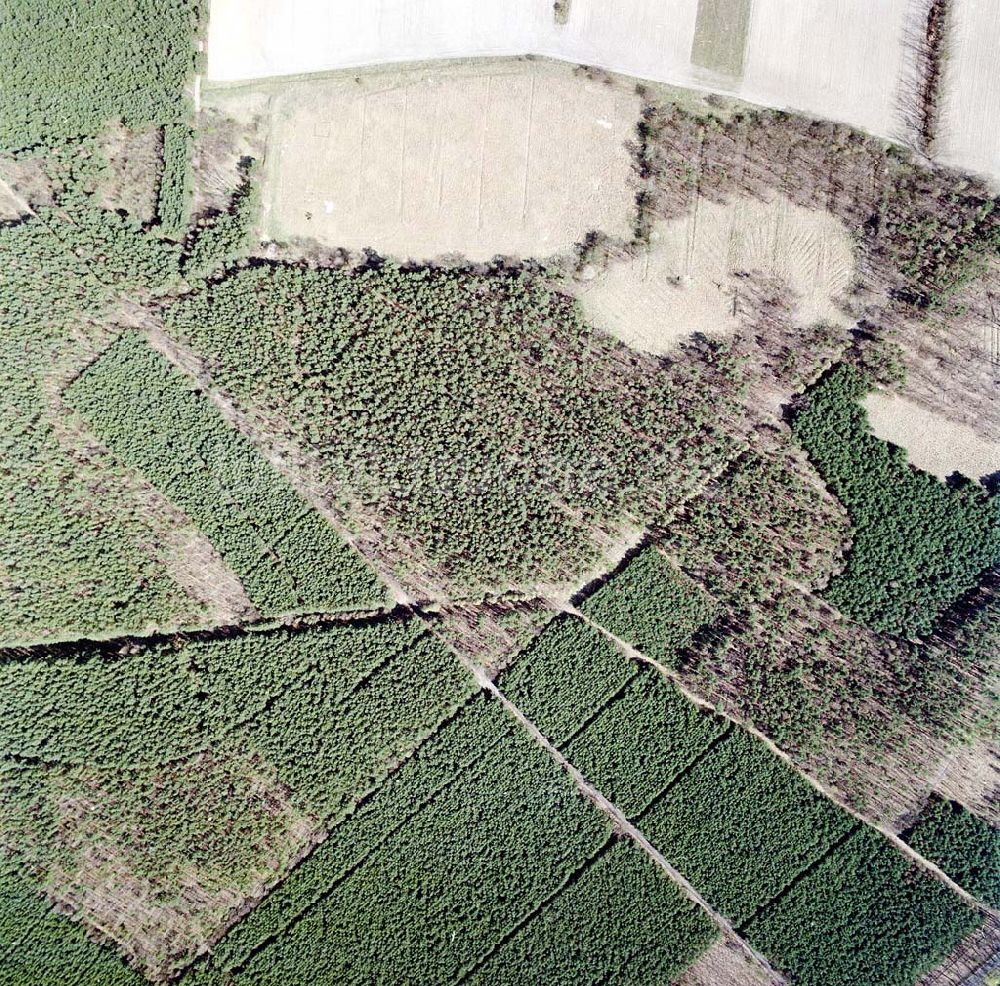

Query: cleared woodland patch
[253,60,639,261]
[575,193,855,354]
[21,750,321,982]
[863,390,1000,483]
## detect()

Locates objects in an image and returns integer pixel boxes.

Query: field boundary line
[569,604,1000,923]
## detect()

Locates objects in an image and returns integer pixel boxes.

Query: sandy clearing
[675,939,780,986]
[863,390,1000,483]
[205,0,917,151]
[931,737,1000,826]
[936,0,1000,185]
[261,60,640,260]
[575,193,855,354]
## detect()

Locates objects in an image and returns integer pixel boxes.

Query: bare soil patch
[863,390,1000,483]
[254,59,640,261]
[673,937,781,986]
[575,193,855,354]
[98,123,163,224]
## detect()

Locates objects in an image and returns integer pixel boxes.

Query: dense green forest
[3,15,1000,984]
[905,798,1000,908]
[163,263,743,590]
[66,333,386,616]
[793,364,1000,635]
[0,1,199,150]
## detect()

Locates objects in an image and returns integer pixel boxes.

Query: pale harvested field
[863,390,1000,483]
[937,0,1000,184]
[260,61,640,260]
[206,0,915,147]
[575,193,855,354]
[740,0,912,142]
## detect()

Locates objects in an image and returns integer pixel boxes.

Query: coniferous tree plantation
[1,3,999,985]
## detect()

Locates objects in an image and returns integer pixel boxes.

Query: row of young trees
[65,332,387,616]
[228,716,612,985]
[564,666,728,817]
[579,547,718,668]
[639,727,855,925]
[1,616,475,976]
[497,615,639,746]
[468,840,718,985]
[745,827,983,986]
[206,692,510,975]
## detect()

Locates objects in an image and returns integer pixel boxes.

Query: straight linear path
[444,641,788,986]
[566,602,1000,925]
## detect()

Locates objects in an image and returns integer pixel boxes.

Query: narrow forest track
[566,603,1000,924]
[442,642,789,986]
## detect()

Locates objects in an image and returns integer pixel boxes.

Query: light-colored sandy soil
[673,937,781,986]
[740,0,912,143]
[575,193,855,354]
[258,60,640,261]
[937,0,1000,186]
[205,0,915,152]
[863,390,1000,483]
[930,737,1000,826]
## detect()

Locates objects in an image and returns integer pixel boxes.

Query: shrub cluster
[65,332,387,616]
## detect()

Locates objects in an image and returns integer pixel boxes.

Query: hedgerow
[0,857,142,986]
[579,547,718,668]
[230,716,611,984]
[564,667,729,816]
[157,122,194,238]
[209,693,510,972]
[0,1,198,151]
[792,364,1000,635]
[745,826,983,986]
[497,615,638,745]
[65,332,386,616]
[640,728,855,923]
[468,839,718,985]
[905,798,1000,908]
[163,262,743,591]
